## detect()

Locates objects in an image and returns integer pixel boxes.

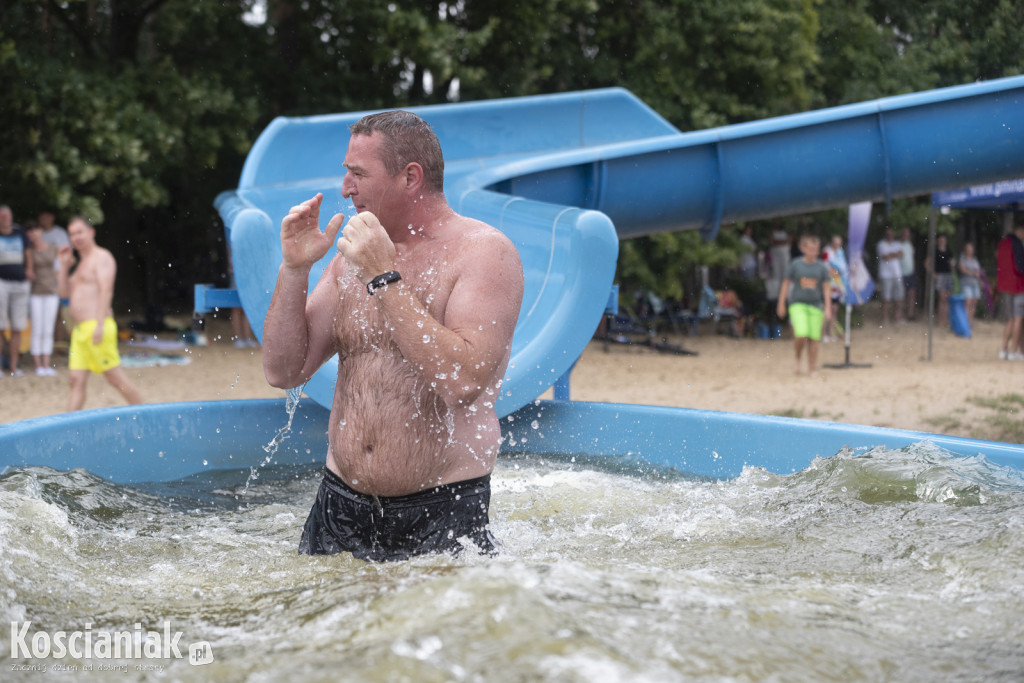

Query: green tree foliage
[0,1,261,308]
[1,0,1021,312]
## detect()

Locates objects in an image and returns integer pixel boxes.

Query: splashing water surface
[1,443,1023,681]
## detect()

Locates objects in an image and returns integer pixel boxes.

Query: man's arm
[23,245,34,282]
[376,232,523,409]
[95,252,116,319]
[262,193,345,389]
[56,247,73,299]
[821,275,832,320]
[262,261,341,388]
[88,251,117,344]
[777,279,791,318]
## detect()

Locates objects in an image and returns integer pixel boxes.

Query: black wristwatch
[366,270,402,294]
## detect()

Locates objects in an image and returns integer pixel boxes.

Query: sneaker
[35,367,47,376]
[1009,352,1024,361]
[10,369,25,377]
[999,350,1009,360]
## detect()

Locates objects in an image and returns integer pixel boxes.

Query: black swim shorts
[298,467,497,561]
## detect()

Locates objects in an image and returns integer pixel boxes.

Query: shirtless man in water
[58,217,143,411]
[262,111,524,561]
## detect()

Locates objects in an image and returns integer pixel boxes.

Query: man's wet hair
[350,110,445,193]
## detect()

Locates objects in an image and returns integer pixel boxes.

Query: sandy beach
[2,304,1021,443]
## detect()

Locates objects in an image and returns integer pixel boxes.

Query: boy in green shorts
[777,233,832,375]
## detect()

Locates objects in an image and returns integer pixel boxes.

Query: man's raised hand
[280,193,345,270]
[336,211,397,285]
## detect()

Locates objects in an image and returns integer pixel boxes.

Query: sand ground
[2,305,1022,443]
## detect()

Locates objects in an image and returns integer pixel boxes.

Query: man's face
[68,220,94,250]
[0,208,12,232]
[38,212,55,230]
[340,133,402,220]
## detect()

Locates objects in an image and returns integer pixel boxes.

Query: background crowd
[696,216,1024,365]
[0,205,68,378]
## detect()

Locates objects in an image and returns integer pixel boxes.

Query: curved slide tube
[221,76,1024,417]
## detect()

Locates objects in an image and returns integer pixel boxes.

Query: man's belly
[325,396,500,497]
[327,349,503,495]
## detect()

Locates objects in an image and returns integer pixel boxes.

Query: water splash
[241,384,305,495]
[3,445,1024,680]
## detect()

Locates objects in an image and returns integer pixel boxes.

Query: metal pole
[927,207,937,361]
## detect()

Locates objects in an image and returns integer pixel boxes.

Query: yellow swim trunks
[69,318,122,374]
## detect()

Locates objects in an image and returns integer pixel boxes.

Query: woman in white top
[26,223,60,375]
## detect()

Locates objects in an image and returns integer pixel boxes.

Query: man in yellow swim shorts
[777,233,832,375]
[69,318,122,373]
[58,217,143,411]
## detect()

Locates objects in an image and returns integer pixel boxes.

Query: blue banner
[846,202,875,304]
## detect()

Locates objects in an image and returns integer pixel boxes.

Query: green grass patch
[924,415,964,433]
[770,407,843,421]
[965,394,1024,442]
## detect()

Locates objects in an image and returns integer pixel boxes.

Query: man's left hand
[336,212,397,285]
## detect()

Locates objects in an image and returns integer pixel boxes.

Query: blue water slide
[219,77,1024,417]
[5,78,1024,483]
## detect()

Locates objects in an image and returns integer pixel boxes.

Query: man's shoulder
[454,216,519,257]
[81,246,116,271]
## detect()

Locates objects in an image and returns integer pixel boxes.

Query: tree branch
[43,0,97,59]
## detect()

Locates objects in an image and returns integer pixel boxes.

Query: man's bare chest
[70,262,99,289]
[332,255,455,355]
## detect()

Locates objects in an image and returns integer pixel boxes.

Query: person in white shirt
[876,227,905,326]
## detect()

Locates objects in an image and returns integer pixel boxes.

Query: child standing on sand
[777,233,832,375]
